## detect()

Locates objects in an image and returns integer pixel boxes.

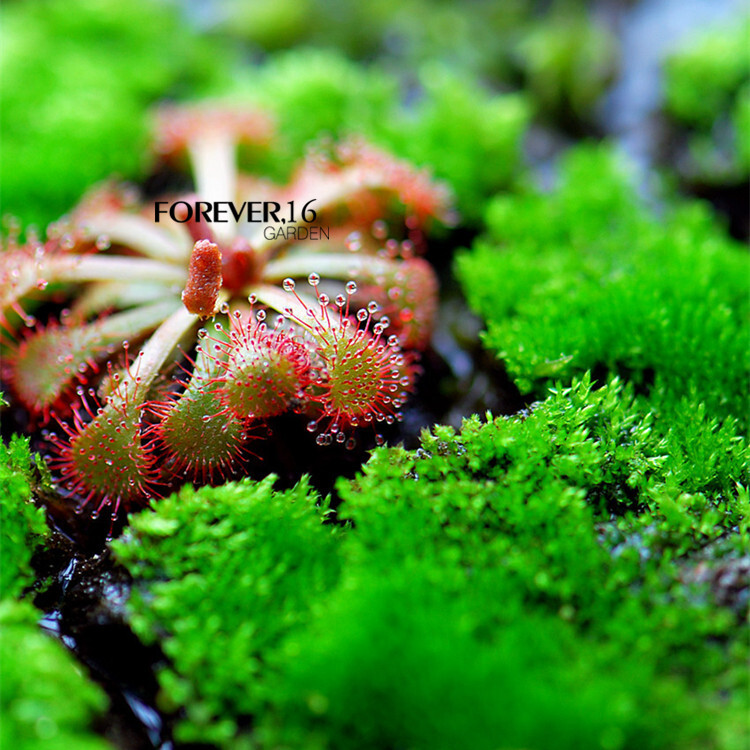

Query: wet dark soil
[32,538,170,750]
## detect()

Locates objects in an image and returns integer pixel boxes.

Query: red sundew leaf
[51,394,157,518]
[281,138,454,229]
[278,287,419,434]
[10,300,179,418]
[214,312,311,420]
[311,321,416,430]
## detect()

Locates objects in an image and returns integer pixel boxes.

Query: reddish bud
[182,240,222,317]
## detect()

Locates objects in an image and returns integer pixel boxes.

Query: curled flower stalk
[1,103,450,519]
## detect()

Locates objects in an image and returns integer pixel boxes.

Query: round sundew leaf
[219,320,309,420]
[58,400,154,514]
[11,300,178,414]
[313,324,414,427]
[158,387,247,481]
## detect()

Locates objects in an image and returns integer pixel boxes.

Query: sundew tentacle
[263,251,439,350]
[247,138,453,259]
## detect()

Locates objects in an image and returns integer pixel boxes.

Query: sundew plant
[1,2,748,750]
[2,103,450,518]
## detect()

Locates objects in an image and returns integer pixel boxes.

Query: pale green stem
[57,255,187,286]
[93,299,182,339]
[2,254,180,323]
[188,132,236,244]
[116,306,198,404]
[189,318,230,384]
[72,281,175,319]
[80,214,191,264]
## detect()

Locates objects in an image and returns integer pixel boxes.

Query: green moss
[0,599,109,750]
[115,378,747,749]
[456,145,750,427]
[256,49,397,148]
[0,0,231,229]
[733,83,750,172]
[663,18,750,181]
[226,49,529,221]
[338,375,747,621]
[111,476,343,746]
[388,65,530,222]
[324,379,746,748]
[0,434,49,600]
[253,377,746,749]
[215,0,529,83]
[260,563,674,750]
[664,19,749,129]
[513,12,617,126]
[1,404,106,747]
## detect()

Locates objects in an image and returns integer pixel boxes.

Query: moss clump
[513,12,617,127]
[260,563,665,750]
[664,19,749,131]
[0,432,49,600]
[0,599,110,750]
[334,376,747,657]
[663,18,750,181]
[115,377,747,748]
[263,378,744,750]
[111,476,342,746]
[0,0,230,228]
[228,49,529,221]
[387,65,529,223]
[456,145,750,428]
[214,0,529,83]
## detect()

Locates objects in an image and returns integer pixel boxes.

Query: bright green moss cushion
[0,433,49,600]
[111,476,342,746]
[114,377,748,749]
[0,600,110,750]
[664,18,749,130]
[662,17,750,181]
[0,0,230,229]
[456,144,750,428]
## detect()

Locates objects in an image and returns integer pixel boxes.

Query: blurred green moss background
[4,0,745,232]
